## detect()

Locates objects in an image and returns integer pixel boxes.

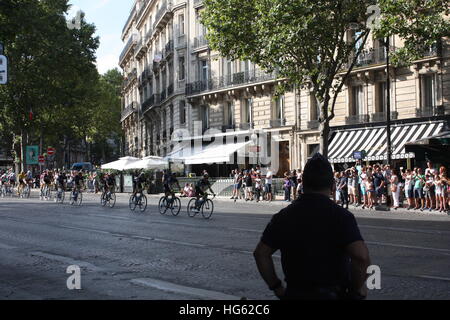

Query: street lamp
[382,36,392,166]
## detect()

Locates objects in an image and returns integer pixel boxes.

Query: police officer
[253,153,371,300]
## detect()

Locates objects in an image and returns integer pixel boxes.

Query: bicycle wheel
[202,199,214,219]
[187,198,198,217]
[171,197,181,216]
[59,190,65,204]
[129,195,137,211]
[138,194,147,212]
[158,197,168,215]
[109,193,116,208]
[70,192,75,205]
[101,192,107,207]
[76,192,83,206]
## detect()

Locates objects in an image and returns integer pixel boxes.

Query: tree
[201,0,449,158]
[0,0,100,170]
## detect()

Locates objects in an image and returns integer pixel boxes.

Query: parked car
[71,162,93,172]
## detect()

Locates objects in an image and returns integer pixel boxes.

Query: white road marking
[30,251,104,272]
[360,224,450,236]
[130,278,241,300]
[88,214,131,221]
[416,275,450,282]
[0,243,16,250]
[367,241,450,254]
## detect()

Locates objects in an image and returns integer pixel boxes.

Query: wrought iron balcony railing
[193,35,209,50]
[239,122,254,130]
[306,120,320,130]
[119,35,138,63]
[370,111,398,122]
[121,102,138,122]
[345,114,370,125]
[186,69,279,96]
[270,119,287,128]
[416,106,445,118]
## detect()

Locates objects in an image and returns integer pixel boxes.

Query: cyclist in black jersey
[194,174,216,211]
[164,172,181,198]
[133,172,146,196]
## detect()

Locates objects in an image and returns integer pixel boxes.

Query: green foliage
[201,0,449,155]
[0,0,123,165]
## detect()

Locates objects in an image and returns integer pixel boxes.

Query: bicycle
[129,191,147,212]
[158,193,181,216]
[187,194,216,219]
[54,186,65,204]
[40,184,52,201]
[101,188,116,208]
[23,182,31,199]
[69,187,83,206]
[1,184,13,198]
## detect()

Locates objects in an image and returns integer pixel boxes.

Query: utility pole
[385,37,392,166]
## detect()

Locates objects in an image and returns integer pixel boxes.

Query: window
[274,95,284,120]
[178,56,185,81]
[201,105,209,132]
[351,85,364,116]
[242,98,252,124]
[178,14,185,35]
[180,100,186,125]
[377,82,387,113]
[224,102,234,126]
[421,74,436,112]
[169,105,174,131]
[200,60,208,83]
[310,94,319,120]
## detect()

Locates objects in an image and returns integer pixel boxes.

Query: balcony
[135,38,146,59]
[193,35,209,51]
[306,120,320,130]
[142,95,155,114]
[160,88,167,102]
[416,106,445,118]
[221,124,236,132]
[122,9,136,35]
[370,111,398,122]
[119,34,138,65]
[345,114,370,125]
[270,119,287,128]
[136,0,150,23]
[167,83,174,97]
[153,1,173,31]
[163,40,174,59]
[122,68,138,90]
[176,35,187,49]
[186,69,279,96]
[121,102,138,122]
[239,122,253,130]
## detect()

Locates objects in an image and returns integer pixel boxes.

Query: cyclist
[104,173,116,195]
[17,171,27,196]
[56,171,67,191]
[72,171,85,196]
[193,174,216,212]
[164,172,182,199]
[0,170,8,195]
[8,169,16,190]
[132,172,147,197]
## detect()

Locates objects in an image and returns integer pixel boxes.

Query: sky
[67,0,133,74]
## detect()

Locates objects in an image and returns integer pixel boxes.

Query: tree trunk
[319,120,331,159]
[318,97,331,159]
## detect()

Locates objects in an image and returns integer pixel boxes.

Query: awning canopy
[328,122,444,163]
[165,141,252,165]
[123,156,169,170]
[101,156,140,171]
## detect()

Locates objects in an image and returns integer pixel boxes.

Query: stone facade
[120,0,450,174]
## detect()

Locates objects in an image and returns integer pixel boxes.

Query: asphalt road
[0,191,449,300]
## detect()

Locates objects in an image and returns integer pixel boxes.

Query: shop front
[327,121,445,170]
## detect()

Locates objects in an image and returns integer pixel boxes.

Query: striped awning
[328,122,444,163]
